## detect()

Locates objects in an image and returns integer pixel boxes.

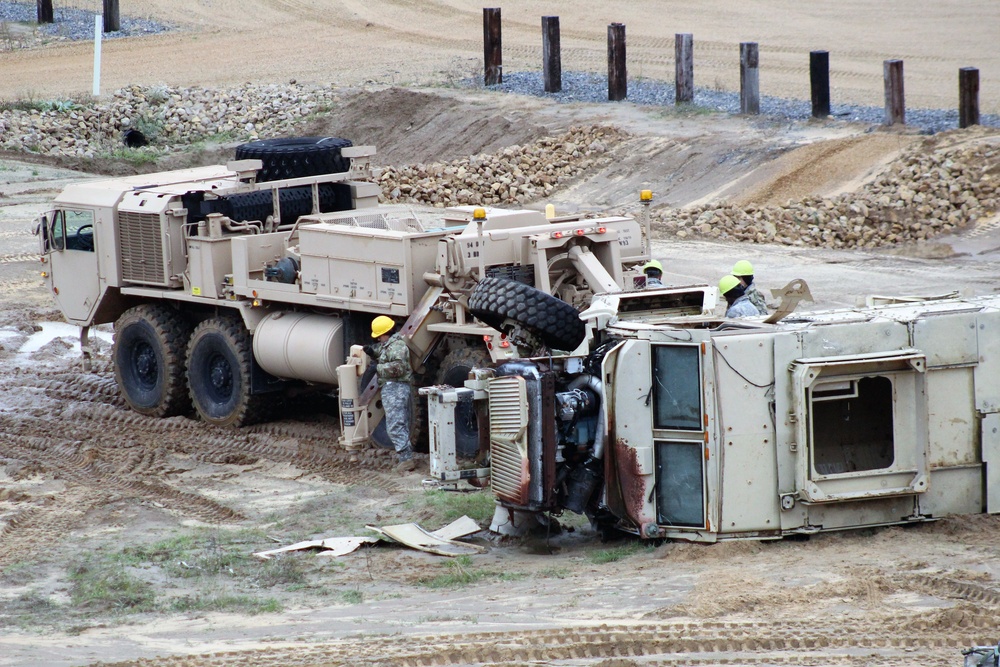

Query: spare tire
[469,277,586,351]
[235,136,353,182]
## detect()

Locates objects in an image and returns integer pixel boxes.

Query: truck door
[44,208,102,324]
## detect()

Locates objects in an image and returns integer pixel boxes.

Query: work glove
[362,344,376,359]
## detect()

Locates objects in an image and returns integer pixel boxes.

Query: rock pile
[0,82,341,158]
[651,134,999,249]
[377,126,625,207]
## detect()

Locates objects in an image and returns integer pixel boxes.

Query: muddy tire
[469,277,586,351]
[186,316,265,427]
[436,346,491,459]
[234,136,353,182]
[113,304,192,417]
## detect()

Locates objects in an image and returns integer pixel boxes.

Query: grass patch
[340,589,364,604]
[419,555,524,589]
[102,147,161,167]
[537,566,571,579]
[121,529,306,588]
[588,541,655,565]
[168,593,282,615]
[418,489,496,526]
[661,102,717,118]
[0,592,59,629]
[68,557,156,613]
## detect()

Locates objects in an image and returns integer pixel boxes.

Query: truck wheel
[187,316,264,427]
[468,277,586,351]
[113,304,192,417]
[436,346,491,459]
[234,136,353,182]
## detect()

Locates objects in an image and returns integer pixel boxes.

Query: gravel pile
[0,83,341,157]
[650,137,999,249]
[378,126,624,207]
[480,71,1000,136]
[0,1,168,42]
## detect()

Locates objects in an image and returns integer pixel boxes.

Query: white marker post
[92,15,102,97]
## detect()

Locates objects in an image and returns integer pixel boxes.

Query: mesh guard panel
[119,211,167,285]
[487,375,530,506]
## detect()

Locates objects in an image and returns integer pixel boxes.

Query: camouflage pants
[382,381,413,460]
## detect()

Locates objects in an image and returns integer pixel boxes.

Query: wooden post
[675,33,694,104]
[959,67,980,128]
[483,8,502,86]
[740,42,759,114]
[103,0,120,32]
[883,59,905,125]
[36,0,53,24]
[810,50,831,118]
[542,16,561,93]
[607,23,626,101]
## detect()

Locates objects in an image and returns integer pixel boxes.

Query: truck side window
[652,345,701,430]
[811,376,895,474]
[59,209,96,252]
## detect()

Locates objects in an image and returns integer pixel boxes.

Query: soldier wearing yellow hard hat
[641,259,664,288]
[719,274,758,319]
[364,316,416,472]
[732,260,767,315]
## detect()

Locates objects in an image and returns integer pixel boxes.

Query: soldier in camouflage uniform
[732,260,768,315]
[367,316,416,472]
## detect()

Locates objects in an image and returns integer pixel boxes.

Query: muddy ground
[0,86,999,667]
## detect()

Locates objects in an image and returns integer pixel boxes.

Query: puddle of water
[17,322,113,356]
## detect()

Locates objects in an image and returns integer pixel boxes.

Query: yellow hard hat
[642,259,663,274]
[732,260,754,276]
[371,315,395,338]
[719,274,742,295]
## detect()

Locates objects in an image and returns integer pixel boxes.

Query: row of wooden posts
[36,0,120,33]
[483,8,983,129]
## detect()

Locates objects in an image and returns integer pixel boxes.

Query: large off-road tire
[234,136,353,182]
[186,316,265,427]
[468,277,586,351]
[113,304,192,417]
[436,346,491,459]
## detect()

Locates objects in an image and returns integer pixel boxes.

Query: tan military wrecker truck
[37,136,1000,541]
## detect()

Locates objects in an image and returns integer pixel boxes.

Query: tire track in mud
[87,619,976,667]
[0,486,108,567]
[1,365,403,492]
[1,435,244,525]
[0,251,40,264]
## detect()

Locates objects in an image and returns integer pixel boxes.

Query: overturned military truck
[425,283,1000,541]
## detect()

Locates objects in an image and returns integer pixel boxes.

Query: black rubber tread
[113,304,192,418]
[436,346,491,459]
[468,277,586,351]
[186,316,266,427]
[199,183,353,226]
[234,136,353,182]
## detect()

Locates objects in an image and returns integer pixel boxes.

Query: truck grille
[118,211,166,285]
[487,376,530,506]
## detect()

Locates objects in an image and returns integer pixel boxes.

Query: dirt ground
[2,3,1000,667]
